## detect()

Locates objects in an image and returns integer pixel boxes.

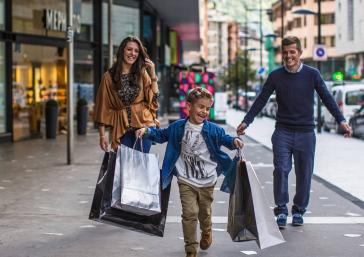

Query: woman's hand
[99,135,109,151]
[144,58,156,78]
[234,138,244,149]
[135,128,147,138]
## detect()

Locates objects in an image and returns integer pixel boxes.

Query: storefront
[0,0,199,143]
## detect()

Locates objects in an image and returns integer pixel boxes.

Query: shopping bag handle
[234,135,246,161]
[132,137,144,152]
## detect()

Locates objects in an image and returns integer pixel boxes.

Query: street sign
[313,44,327,61]
[257,66,266,76]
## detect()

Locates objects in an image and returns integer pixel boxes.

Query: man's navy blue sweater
[243,64,345,132]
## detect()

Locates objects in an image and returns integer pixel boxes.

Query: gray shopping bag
[111,143,161,216]
[227,154,285,249]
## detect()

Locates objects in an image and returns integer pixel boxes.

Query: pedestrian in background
[136,87,244,257]
[94,36,159,152]
[236,36,352,228]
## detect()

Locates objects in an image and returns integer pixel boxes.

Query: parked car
[349,105,364,138]
[323,82,364,133]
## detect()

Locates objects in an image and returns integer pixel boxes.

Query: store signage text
[43,9,81,34]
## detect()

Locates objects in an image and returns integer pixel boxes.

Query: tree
[219,51,257,92]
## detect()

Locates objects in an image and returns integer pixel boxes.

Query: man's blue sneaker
[292,213,304,226]
[276,214,287,229]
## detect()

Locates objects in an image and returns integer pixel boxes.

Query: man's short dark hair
[282,36,302,52]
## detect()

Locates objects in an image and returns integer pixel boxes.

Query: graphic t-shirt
[176,121,218,187]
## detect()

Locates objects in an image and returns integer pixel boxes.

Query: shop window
[12,44,67,140]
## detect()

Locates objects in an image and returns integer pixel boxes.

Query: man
[236,36,352,228]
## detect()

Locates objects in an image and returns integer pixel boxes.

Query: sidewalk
[226,109,364,204]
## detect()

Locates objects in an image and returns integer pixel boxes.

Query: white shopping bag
[111,142,161,216]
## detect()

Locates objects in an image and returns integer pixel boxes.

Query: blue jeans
[120,129,152,153]
[271,128,316,215]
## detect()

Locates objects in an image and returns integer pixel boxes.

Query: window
[348,0,354,40]
[102,2,140,46]
[304,37,307,48]
[346,90,364,105]
[330,36,335,47]
[314,13,335,25]
[304,16,307,26]
[12,0,66,38]
[293,17,302,28]
[74,0,94,41]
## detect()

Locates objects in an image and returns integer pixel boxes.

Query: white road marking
[0,186,5,190]
[41,188,50,192]
[344,234,362,238]
[78,201,88,204]
[346,212,361,217]
[166,216,364,224]
[240,250,257,255]
[43,232,63,236]
[319,197,329,200]
[252,163,274,168]
[216,201,226,204]
[212,228,226,232]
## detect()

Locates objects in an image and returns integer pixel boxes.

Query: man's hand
[234,138,244,149]
[340,122,352,138]
[99,135,109,151]
[236,122,248,136]
[135,127,147,138]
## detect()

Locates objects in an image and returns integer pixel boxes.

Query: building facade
[271,0,344,80]
[0,0,200,143]
[206,9,229,73]
[335,0,364,80]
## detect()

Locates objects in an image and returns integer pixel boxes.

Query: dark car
[349,105,364,138]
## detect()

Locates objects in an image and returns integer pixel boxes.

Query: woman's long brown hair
[109,36,150,85]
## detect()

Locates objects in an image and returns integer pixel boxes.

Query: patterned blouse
[114,73,141,127]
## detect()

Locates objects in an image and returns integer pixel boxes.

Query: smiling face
[282,43,302,71]
[123,41,140,66]
[187,97,213,125]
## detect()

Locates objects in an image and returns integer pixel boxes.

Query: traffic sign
[257,66,266,76]
[313,44,327,61]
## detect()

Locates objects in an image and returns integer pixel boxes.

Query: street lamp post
[293,0,322,133]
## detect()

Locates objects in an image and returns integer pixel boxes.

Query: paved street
[0,124,363,257]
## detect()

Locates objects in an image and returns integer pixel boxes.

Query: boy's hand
[135,128,147,138]
[234,138,244,149]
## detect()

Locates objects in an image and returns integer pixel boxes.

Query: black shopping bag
[227,157,285,249]
[89,151,171,237]
[227,160,258,242]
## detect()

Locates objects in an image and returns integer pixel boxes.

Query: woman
[94,36,159,152]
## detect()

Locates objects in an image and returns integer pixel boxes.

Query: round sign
[316,47,326,57]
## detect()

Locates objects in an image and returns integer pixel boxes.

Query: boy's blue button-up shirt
[145,119,238,189]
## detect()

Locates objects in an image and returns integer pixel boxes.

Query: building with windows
[0,0,200,143]
[335,0,364,80]
[271,0,344,80]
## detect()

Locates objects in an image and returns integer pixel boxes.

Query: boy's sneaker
[200,230,212,250]
[276,213,287,229]
[292,213,304,226]
[186,253,197,257]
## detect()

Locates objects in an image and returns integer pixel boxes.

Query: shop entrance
[12,44,67,141]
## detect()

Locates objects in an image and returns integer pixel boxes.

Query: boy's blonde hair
[187,87,213,104]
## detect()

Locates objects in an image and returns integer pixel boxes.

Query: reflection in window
[74,49,94,114]
[102,2,140,45]
[12,0,66,38]
[0,0,4,30]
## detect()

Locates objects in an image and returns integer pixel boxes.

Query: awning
[148,0,200,51]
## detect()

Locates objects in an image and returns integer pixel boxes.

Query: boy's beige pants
[177,180,215,254]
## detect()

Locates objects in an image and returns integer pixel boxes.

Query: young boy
[135,87,243,257]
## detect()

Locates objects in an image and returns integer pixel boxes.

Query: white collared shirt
[284,62,303,73]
